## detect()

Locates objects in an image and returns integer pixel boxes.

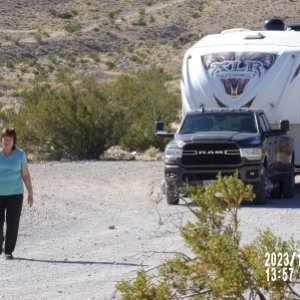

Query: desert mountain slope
[0,0,299,78]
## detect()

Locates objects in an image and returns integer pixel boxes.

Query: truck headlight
[165,146,183,161]
[240,148,262,161]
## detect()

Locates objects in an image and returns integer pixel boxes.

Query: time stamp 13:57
[265,252,299,282]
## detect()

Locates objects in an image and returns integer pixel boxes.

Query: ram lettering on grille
[182,144,241,165]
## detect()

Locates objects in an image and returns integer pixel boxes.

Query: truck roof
[192,30,300,49]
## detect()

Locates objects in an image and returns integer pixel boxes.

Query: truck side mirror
[155,121,175,138]
[155,121,164,132]
[280,120,290,132]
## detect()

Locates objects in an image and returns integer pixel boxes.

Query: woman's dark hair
[1,127,17,150]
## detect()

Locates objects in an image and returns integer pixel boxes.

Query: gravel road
[1,161,300,299]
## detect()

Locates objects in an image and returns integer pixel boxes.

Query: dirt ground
[0,161,192,300]
[1,160,300,299]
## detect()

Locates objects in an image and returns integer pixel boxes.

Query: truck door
[258,113,277,173]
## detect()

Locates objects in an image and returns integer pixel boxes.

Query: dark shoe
[5,253,14,260]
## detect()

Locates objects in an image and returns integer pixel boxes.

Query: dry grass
[0,0,300,102]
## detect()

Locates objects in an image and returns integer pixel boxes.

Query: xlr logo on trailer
[202,52,278,97]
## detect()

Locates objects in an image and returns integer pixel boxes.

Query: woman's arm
[21,165,34,207]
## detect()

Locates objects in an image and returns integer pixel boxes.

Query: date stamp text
[265,252,299,282]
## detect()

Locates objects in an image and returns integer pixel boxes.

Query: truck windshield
[179,113,257,134]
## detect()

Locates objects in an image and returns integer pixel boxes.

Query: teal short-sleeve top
[0,147,28,196]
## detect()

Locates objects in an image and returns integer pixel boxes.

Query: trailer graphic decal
[202,52,278,97]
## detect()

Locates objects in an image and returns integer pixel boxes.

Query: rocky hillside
[0,0,299,103]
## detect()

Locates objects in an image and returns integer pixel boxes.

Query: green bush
[105,60,115,69]
[64,22,81,33]
[0,104,17,128]
[49,9,78,19]
[132,17,147,26]
[10,68,179,160]
[117,269,171,300]
[101,68,180,151]
[13,79,113,159]
[115,173,300,299]
[58,12,74,19]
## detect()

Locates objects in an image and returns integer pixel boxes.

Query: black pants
[0,194,23,254]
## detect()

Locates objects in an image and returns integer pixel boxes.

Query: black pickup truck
[156,108,294,205]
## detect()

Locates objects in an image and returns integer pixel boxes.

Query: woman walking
[0,128,33,260]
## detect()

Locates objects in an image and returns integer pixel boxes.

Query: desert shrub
[58,12,73,19]
[89,53,100,62]
[4,35,20,45]
[0,104,17,128]
[49,9,78,19]
[149,15,155,23]
[132,17,147,26]
[130,55,143,63]
[115,173,300,299]
[34,33,43,43]
[191,12,200,18]
[117,269,171,300]
[105,60,115,69]
[108,10,121,20]
[12,68,178,159]
[14,78,115,159]
[64,22,81,33]
[102,68,180,151]
[132,9,147,26]
[145,1,153,6]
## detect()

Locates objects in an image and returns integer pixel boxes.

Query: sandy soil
[0,161,192,300]
[1,160,300,299]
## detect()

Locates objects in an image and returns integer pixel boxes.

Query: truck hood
[175,131,261,147]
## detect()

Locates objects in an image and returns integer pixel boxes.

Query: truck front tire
[166,185,180,205]
[254,167,267,205]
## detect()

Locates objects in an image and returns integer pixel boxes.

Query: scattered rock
[100,146,135,161]
[100,145,163,161]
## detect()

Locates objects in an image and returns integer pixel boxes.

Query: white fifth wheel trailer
[181,19,300,170]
